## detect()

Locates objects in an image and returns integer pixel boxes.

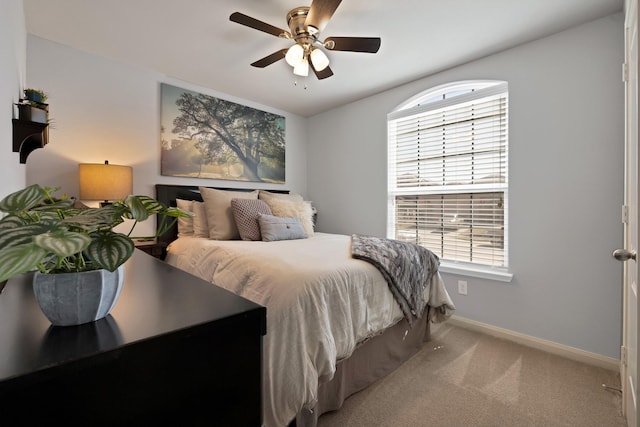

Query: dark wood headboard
[155,184,289,246]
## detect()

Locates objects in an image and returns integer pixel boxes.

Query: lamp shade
[310,48,329,71]
[79,161,133,201]
[293,57,309,77]
[285,44,304,67]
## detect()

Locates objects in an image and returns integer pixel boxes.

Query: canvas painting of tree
[160,83,285,183]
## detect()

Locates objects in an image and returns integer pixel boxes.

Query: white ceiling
[24,0,623,117]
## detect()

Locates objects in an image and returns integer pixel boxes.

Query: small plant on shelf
[16,88,49,123]
[23,88,48,106]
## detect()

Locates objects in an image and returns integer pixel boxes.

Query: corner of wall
[0,0,27,197]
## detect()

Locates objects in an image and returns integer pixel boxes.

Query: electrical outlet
[458,280,468,295]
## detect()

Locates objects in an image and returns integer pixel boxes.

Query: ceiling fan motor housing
[287,7,316,48]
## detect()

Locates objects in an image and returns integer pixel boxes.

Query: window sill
[439,262,513,282]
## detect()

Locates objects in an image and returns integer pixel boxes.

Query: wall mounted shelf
[12,119,49,164]
[12,100,49,164]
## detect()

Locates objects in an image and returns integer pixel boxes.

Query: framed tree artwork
[160,83,285,183]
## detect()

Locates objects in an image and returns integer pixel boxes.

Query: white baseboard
[445,315,620,372]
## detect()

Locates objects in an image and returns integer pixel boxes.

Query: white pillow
[176,199,194,237]
[192,201,209,238]
[264,198,314,237]
[258,190,304,203]
[199,187,259,240]
[176,199,209,238]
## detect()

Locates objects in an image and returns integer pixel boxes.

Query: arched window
[387,80,509,277]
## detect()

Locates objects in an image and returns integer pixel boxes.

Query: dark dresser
[0,250,266,426]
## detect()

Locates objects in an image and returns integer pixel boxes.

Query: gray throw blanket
[351,234,440,327]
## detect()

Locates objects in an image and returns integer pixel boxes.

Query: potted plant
[17,88,49,123]
[24,88,48,105]
[0,184,191,326]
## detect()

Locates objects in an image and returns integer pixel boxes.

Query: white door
[619,1,639,426]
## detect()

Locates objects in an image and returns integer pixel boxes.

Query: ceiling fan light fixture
[310,47,330,71]
[293,57,309,76]
[285,44,304,67]
[230,2,381,80]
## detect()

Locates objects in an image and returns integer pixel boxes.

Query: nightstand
[133,238,168,260]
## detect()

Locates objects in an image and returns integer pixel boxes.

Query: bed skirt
[292,313,431,427]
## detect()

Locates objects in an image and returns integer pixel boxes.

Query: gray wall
[307,13,625,359]
[0,0,27,197]
[25,36,309,236]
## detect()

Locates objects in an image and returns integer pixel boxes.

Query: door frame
[622,1,639,426]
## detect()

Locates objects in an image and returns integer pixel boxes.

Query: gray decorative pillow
[231,198,273,241]
[264,198,315,237]
[258,214,307,242]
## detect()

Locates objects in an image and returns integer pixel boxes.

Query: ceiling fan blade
[325,37,381,53]
[251,49,288,68]
[311,62,334,80]
[305,0,342,33]
[230,12,291,38]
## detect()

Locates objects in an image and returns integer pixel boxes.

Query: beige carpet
[318,322,626,427]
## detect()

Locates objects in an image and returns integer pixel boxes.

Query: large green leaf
[164,206,194,219]
[0,215,26,230]
[30,210,65,222]
[0,223,60,249]
[0,244,48,282]
[117,195,167,222]
[136,195,166,214]
[122,195,150,222]
[33,230,92,258]
[0,184,46,213]
[85,232,134,271]
[61,207,121,231]
[31,197,75,211]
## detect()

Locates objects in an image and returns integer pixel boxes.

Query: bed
[155,184,455,427]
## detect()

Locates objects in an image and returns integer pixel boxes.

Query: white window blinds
[388,82,508,268]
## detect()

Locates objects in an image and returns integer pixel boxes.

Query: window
[387,81,510,279]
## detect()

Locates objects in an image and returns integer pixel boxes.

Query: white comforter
[165,232,453,427]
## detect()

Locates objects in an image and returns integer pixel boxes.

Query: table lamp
[79,160,133,206]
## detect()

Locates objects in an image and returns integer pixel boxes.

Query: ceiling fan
[229,0,381,80]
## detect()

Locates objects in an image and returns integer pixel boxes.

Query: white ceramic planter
[32,265,125,326]
[17,104,48,123]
